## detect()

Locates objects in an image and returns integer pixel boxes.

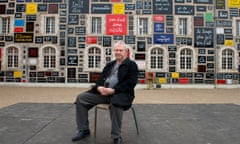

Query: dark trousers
[75,92,123,139]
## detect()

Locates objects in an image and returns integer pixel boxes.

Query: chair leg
[131,107,139,134]
[94,107,97,137]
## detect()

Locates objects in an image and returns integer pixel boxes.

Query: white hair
[113,41,128,51]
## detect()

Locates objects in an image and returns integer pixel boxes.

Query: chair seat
[96,104,110,110]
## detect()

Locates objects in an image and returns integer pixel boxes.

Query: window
[88,47,101,68]
[179,18,188,35]
[176,16,191,36]
[180,48,192,69]
[150,48,164,69]
[236,20,240,36]
[43,47,56,68]
[91,17,102,34]
[222,49,233,69]
[0,17,10,34]
[138,17,148,35]
[45,17,55,34]
[7,47,18,68]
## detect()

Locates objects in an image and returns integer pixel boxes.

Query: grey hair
[113,40,128,50]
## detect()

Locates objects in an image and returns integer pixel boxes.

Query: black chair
[94,104,140,137]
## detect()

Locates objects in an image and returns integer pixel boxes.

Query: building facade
[0,0,239,85]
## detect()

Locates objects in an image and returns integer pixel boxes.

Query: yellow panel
[228,0,240,8]
[26,3,37,14]
[224,40,234,46]
[171,72,179,78]
[158,78,166,84]
[113,3,125,14]
[14,71,22,78]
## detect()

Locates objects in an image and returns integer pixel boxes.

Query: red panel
[14,27,24,32]
[111,0,121,2]
[217,79,226,84]
[154,15,164,22]
[139,79,145,84]
[179,78,189,84]
[106,14,127,35]
[86,36,97,44]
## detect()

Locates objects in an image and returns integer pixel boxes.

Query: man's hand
[97,86,115,96]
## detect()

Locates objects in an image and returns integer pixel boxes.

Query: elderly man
[72,41,138,144]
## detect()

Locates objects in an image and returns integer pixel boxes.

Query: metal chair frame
[94,104,139,137]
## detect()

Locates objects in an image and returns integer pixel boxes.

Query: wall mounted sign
[67,56,78,66]
[0,5,6,14]
[154,15,164,22]
[113,3,124,14]
[6,9,14,14]
[135,53,145,60]
[166,28,174,33]
[103,37,111,46]
[228,0,240,8]
[26,22,34,32]
[175,5,194,15]
[68,37,76,47]
[49,4,58,13]
[75,27,86,35]
[26,15,36,21]
[106,14,127,35]
[38,4,47,12]
[14,27,24,33]
[69,0,89,13]
[216,20,232,27]
[26,3,37,14]
[68,15,79,25]
[78,37,85,42]
[15,13,22,18]
[216,0,225,9]
[218,11,228,19]
[67,68,76,78]
[194,28,213,47]
[35,36,43,43]
[229,8,238,18]
[86,36,97,44]
[153,0,173,14]
[168,46,176,51]
[14,33,33,43]
[194,17,204,26]
[28,47,38,58]
[154,23,164,32]
[125,4,135,10]
[14,19,24,26]
[196,6,206,11]
[91,4,112,14]
[125,36,135,44]
[194,0,212,4]
[137,41,146,51]
[154,34,174,44]
[16,4,25,12]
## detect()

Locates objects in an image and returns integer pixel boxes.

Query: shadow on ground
[0,103,240,144]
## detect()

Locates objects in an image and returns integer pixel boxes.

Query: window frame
[40,14,58,35]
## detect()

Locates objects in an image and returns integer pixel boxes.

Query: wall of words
[0,0,239,85]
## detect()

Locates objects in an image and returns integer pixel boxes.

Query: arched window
[180,48,192,70]
[88,47,101,68]
[43,47,56,68]
[222,49,233,69]
[7,47,18,68]
[150,48,164,69]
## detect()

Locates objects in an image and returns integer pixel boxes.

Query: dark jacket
[89,58,138,110]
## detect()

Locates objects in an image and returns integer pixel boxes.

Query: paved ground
[0,86,240,144]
